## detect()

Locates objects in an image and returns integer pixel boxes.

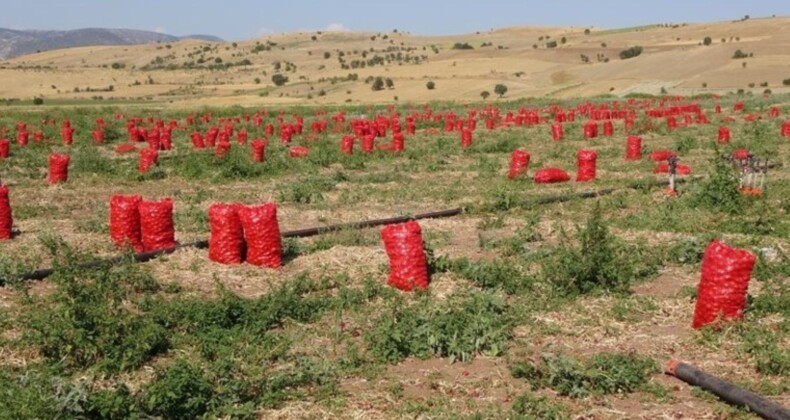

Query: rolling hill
[1,16,788,107]
[0,27,223,60]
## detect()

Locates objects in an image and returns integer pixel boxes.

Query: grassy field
[0,94,787,419]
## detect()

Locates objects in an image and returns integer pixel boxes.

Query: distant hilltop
[0,27,223,60]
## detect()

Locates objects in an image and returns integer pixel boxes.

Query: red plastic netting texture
[534,168,571,184]
[48,153,70,184]
[209,203,244,265]
[238,203,282,268]
[507,149,531,180]
[576,149,597,182]
[139,198,177,252]
[692,240,755,329]
[380,221,429,291]
[626,136,642,160]
[109,194,143,252]
[0,185,13,240]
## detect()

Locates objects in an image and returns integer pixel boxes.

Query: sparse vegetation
[619,46,644,59]
[426,80,436,90]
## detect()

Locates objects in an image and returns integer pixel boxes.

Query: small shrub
[703,36,712,46]
[426,81,436,90]
[691,149,743,213]
[140,360,213,420]
[619,46,643,59]
[452,42,474,50]
[494,84,508,97]
[480,90,490,100]
[511,353,657,398]
[271,73,289,86]
[33,97,44,105]
[733,49,749,59]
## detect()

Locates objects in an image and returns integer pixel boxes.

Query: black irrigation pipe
[2,174,703,285]
[667,360,790,420]
[6,208,463,285]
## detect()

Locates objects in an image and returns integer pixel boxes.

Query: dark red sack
[0,185,13,240]
[115,144,137,154]
[460,129,473,148]
[576,149,597,182]
[392,133,404,152]
[381,221,429,291]
[92,130,105,144]
[717,127,731,144]
[209,203,244,265]
[251,139,266,162]
[583,121,598,139]
[61,127,74,146]
[534,168,571,184]
[692,240,755,329]
[139,198,177,251]
[289,146,309,158]
[48,153,70,184]
[361,135,375,154]
[238,203,282,268]
[237,130,248,146]
[216,141,231,158]
[551,123,563,141]
[139,148,158,174]
[603,120,614,137]
[626,136,642,160]
[17,131,29,146]
[649,150,676,162]
[507,149,530,180]
[732,149,750,160]
[341,135,354,155]
[191,132,206,149]
[109,195,143,252]
[653,163,691,175]
[0,139,9,159]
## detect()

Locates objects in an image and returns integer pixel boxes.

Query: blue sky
[2,0,788,40]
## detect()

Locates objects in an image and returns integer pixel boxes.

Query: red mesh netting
[239,203,282,268]
[109,194,143,252]
[576,149,597,182]
[732,149,749,160]
[139,198,177,252]
[649,150,676,162]
[551,123,563,141]
[139,148,158,174]
[251,139,266,162]
[216,141,231,158]
[381,221,429,291]
[392,133,404,152]
[341,135,354,155]
[0,185,13,240]
[461,129,473,148]
[653,163,691,175]
[626,136,642,160]
[0,139,9,158]
[289,146,310,158]
[115,144,137,154]
[507,149,531,180]
[534,168,571,184]
[717,127,731,144]
[361,135,375,154]
[692,240,755,329]
[48,153,70,184]
[209,203,244,265]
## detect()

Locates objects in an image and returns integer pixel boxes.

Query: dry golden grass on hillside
[1,17,790,107]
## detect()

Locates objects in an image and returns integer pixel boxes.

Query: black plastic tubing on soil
[667,360,790,420]
[1,176,697,286]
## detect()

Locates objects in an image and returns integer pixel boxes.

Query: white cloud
[153,27,166,34]
[325,23,349,32]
